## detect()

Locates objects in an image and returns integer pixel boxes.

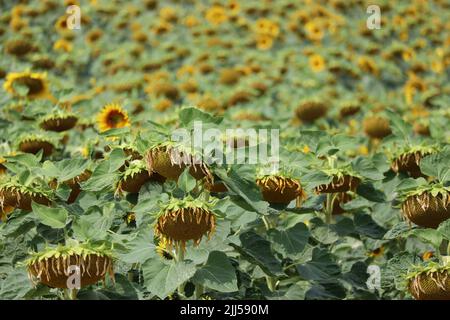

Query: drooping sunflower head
[25,240,115,289]
[400,183,450,228]
[3,71,51,100]
[97,103,130,132]
[39,110,78,132]
[16,133,56,157]
[389,144,439,178]
[406,262,450,300]
[154,196,218,251]
[0,176,53,212]
[315,167,362,194]
[116,160,153,195]
[256,166,307,205]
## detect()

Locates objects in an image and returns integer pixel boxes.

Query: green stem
[266,276,277,292]
[175,244,186,298]
[70,289,78,300]
[195,284,204,300]
[262,216,271,230]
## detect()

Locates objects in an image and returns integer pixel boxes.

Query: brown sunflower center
[16,76,44,95]
[106,110,126,127]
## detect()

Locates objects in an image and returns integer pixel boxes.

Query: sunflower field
[0,0,449,301]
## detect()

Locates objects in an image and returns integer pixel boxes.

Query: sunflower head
[17,133,56,157]
[154,196,218,251]
[97,103,130,132]
[368,246,385,258]
[3,71,51,100]
[25,240,114,289]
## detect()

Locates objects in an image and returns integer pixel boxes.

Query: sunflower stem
[325,194,332,224]
[266,276,277,292]
[70,288,78,300]
[195,284,204,299]
[262,216,271,230]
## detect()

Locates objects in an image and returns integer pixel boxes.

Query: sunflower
[53,38,73,52]
[368,246,385,258]
[254,18,279,38]
[205,5,228,25]
[357,56,379,76]
[305,21,324,42]
[256,34,274,50]
[26,241,114,289]
[3,71,51,100]
[0,157,6,175]
[96,103,130,132]
[156,238,174,260]
[154,197,217,251]
[422,251,434,261]
[5,38,35,56]
[309,54,326,72]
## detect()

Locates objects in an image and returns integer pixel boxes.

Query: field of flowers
[0,0,449,300]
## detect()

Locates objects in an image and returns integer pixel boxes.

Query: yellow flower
[422,251,434,261]
[256,34,274,50]
[176,65,196,78]
[156,238,174,260]
[357,56,379,76]
[0,157,6,175]
[431,60,444,74]
[404,74,426,105]
[53,38,73,52]
[255,19,279,38]
[227,0,240,15]
[81,146,89,158]
[309,54,325,72]
[305,21,324,42]
[358,145,369,156]
[302,145,310,153]
[205,5,227,25]
[96,103,130,132]
[3,71,51,100]
[159,7,177,22]
[402,48,415,62]
[184,15,199,28]
[368,246,384,258]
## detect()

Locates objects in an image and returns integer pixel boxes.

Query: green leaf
[72,209,113,241]
[118,230,156,264]
[385,109,411,141]
[407,229,443,250]
[192,251,238,292]
[356,182,386,203]
[438,219,450,241]
[269,223,310,259]
[353,213,386,239]
[0,269,32,299]
[32,202,68,229]
[179,107,223,127]
[215,167,268,215]
[43,159,89,182]
[231,231,283,277]
[296,248,341,281]
[178,168,196,193]
[351,157,384,180]
[142,259,196,299]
